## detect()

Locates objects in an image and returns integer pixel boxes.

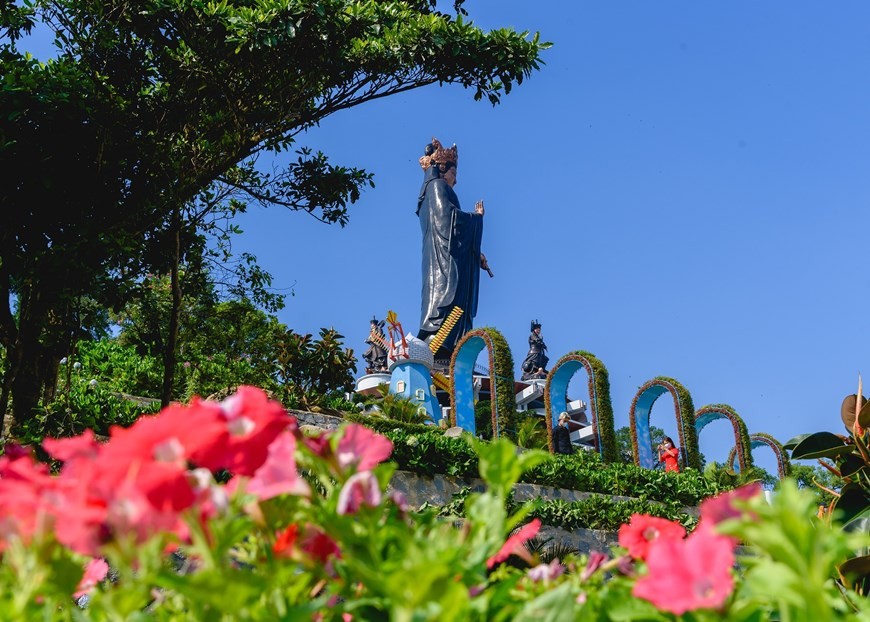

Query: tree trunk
[161,209,182,407]
[0,259,15,424]
[9,285,48,429]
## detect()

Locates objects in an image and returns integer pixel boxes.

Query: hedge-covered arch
[543,351,617,462]
[449,328,515,438]
[629,376,701,471]
[694,403,753,473]
[727,432,791,480]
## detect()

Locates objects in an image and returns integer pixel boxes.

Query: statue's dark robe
[416,166,483,356]
[521,332,548,373]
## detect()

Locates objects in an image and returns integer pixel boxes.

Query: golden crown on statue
[419,137,458,171]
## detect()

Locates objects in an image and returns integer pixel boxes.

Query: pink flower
[43,430,100,466]
[336,471,382,515]
[74,558,109,599]
[389,490,410,515]
[243,432,310,501]
[486,519,541,569]
[215,386,297,476]
[581,551,608,581]
[527,558,565,582]
[336,424,393,473]
[618,514,686,560]
[699,482,762,527]
[299,526,342,570]
[632,528,735,615]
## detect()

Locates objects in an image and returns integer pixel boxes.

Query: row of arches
[446,328,790,478]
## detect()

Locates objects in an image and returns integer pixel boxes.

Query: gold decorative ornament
[419,137,459,172]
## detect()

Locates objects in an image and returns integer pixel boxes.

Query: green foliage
[352,420,725,505]
[515,415,549,450]
[789,463,840,507]
[75,339,163,397]
[574,350,618,463]
[703,461,776,490]
[343,414,437,437]
[378,426,479,477]
[116,277,288,401]
[274,328,357,410]
[361,384,433,424]
[785,389,870,595]
[12,379,159,444]
[616,424,666,464]
[6,386,870,620]
[474,399,494,438]
[720,479,870,620]
[525,494,697,531]
[435,487,697,532]
[0,0,548,424]
[523,450,724,507]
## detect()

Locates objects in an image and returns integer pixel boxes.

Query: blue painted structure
[389,359,439,424]
[631,384,666,468]
[545,357,602,456]
[629,378,700,470]
[730,434,789,479]
[694,405,752,473]
[451,334,488,436]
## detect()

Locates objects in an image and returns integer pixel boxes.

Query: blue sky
[25,3,870,473]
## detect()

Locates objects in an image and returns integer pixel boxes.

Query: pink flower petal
[618,514,686,560]
[336,471,382,515]
[337,425,393,473]
[486,519,541,569]
[245,432,310,501]
[74,558,109,599]
[632,528,735,615]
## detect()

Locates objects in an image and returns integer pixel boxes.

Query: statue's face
[443,166,457,188]
[534,327,541,334]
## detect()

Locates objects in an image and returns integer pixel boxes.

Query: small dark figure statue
[363,316,388,374]
[521,319,549,381]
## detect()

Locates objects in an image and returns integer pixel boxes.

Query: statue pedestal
[355,373,391,397]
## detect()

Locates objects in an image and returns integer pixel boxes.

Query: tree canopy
[0,0,549,424]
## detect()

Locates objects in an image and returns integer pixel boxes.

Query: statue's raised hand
[474,200,485,216]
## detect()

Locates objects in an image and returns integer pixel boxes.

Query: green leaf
[839,453,867,477]
[474,438,524,496]
[858,399,870,429]
[782,433,811,451]
[839,554,870,582]
[789,432,853,460]
[516,448,550,474]
[832,483,870,527]
[512,583,581,622]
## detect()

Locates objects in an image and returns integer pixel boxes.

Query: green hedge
[354,422,725,506]
[432,487,698,532]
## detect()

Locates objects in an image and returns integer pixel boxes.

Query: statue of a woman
[416,138,490,359]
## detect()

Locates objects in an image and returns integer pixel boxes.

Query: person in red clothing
[657,436,680,473]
